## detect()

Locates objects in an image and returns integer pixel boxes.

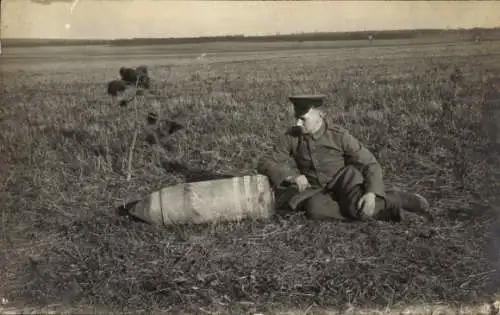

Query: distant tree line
[2,27,499,48]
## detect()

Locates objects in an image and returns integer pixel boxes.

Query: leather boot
[374,193,403,222]
[388,190,433,222]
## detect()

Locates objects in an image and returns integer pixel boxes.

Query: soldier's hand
[292,175,311,192]
[358,192,376,217]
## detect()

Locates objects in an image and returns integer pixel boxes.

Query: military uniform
[258,95,431,222]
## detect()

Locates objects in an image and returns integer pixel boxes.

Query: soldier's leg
[339,186,431,222]
[371,193,403,222]
[329,165,402,222]
[335,184,402,221]
[304,192,346,221]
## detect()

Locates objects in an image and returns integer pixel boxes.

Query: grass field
[2,39,500,314]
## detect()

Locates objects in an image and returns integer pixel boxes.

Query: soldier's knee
[305,193,344,221]
[343,164,362,174]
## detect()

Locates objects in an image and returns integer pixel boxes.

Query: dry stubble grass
[2,41,500,314]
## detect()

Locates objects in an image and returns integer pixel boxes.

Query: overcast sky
[2,0,500,39]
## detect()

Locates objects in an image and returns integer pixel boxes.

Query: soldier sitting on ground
[257,94,432,222]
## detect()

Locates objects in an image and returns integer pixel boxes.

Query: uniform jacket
[257,118,386,209]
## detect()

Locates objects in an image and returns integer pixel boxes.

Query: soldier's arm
[340,130,385,195]
[257,131,301,188]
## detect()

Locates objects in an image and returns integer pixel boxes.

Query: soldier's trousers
[305,165,402,222]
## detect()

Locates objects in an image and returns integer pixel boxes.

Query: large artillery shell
[128,174,276,225]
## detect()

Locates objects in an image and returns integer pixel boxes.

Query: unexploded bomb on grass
[123,174,276,226]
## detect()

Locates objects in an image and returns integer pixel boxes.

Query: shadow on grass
[444,202,500,222]
[161,160,235,182]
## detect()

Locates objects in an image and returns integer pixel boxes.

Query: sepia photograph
[1,0,500,314]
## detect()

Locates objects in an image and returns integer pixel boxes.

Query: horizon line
[2,26,498,41]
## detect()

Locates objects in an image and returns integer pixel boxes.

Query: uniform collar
[310,119,326,140]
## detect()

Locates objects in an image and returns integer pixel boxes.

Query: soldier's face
[295,108,323,134]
